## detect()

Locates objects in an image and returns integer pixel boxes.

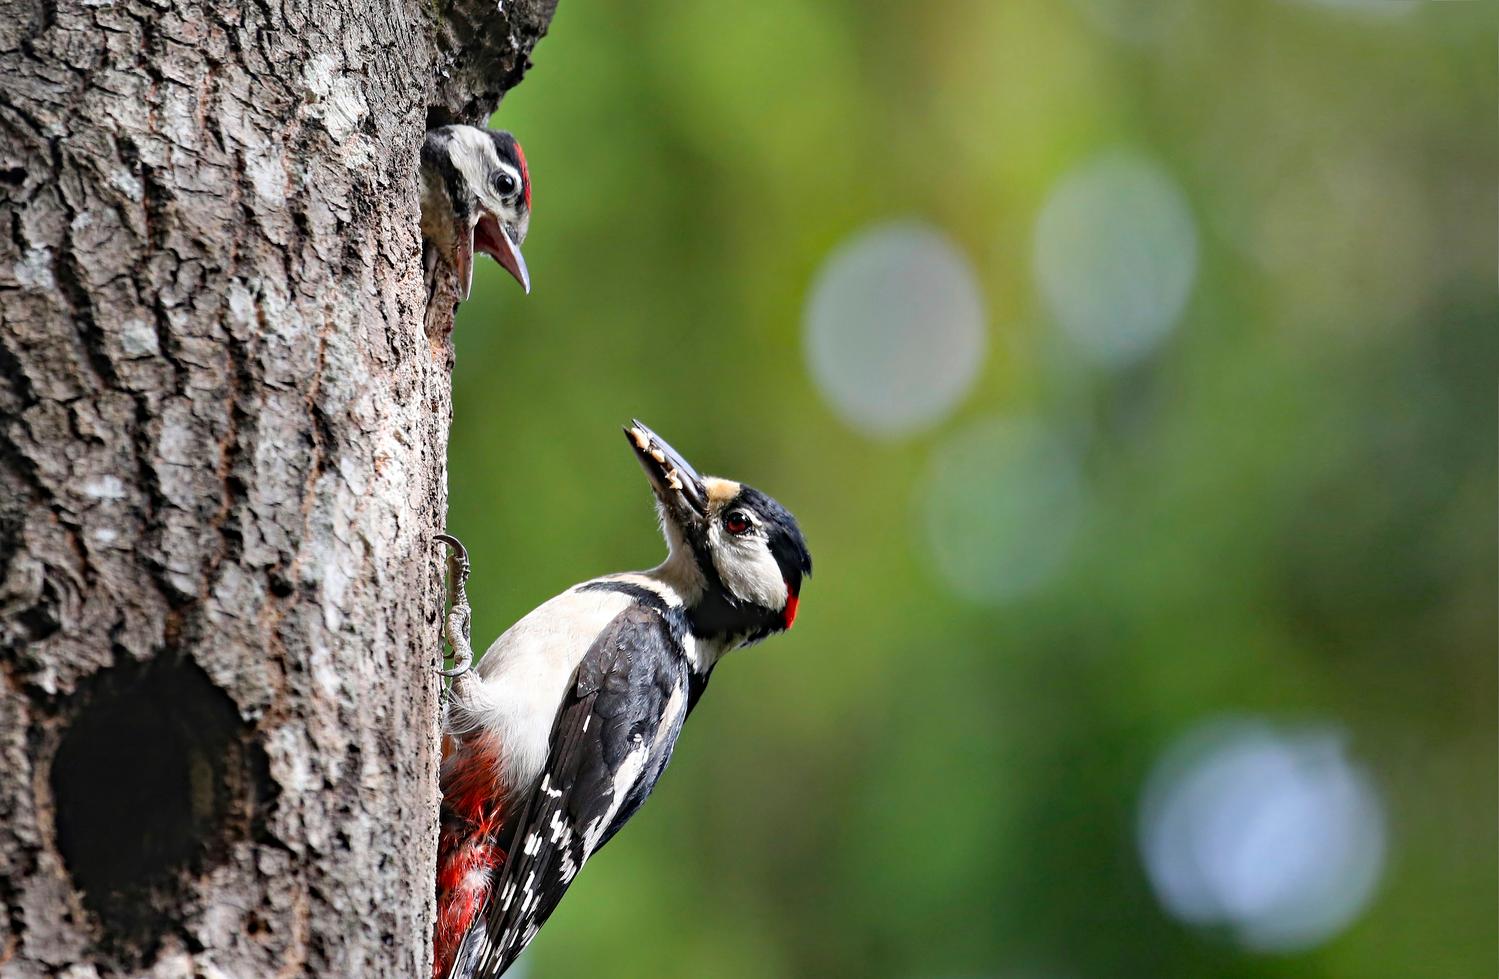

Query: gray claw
[435,533,474,680]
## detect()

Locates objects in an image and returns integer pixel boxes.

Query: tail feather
[449,918,496,979]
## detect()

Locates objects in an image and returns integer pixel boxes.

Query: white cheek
[452,127,497,208]
[710,526,787,610]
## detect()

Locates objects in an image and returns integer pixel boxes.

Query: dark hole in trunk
[49,656,269,961]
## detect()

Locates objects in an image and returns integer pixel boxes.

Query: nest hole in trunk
[49,655,270,958]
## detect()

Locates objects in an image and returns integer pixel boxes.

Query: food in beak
[626,422,707,518]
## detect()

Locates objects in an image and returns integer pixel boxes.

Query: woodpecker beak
[474,213,531,294]
[625,421,708,521]
[450,226,475,301]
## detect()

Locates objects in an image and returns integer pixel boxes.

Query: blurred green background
[448,2,1495,976]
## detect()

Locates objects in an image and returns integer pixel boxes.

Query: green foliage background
[449,3,1495,976]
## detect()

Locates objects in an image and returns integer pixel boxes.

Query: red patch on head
[513,139,531,209]
[783,590,799,629]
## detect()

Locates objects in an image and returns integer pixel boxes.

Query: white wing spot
[519,872,539,917]
[580,676,685,857]
[559,847,579,882]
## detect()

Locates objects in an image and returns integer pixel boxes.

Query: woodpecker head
[626,421,812,647]
[420,125,532,300]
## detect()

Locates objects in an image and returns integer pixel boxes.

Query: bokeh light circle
[805,221,987,439]
[1138,717,1387,952]
[1034,152,1198,367]
[919,416,1084,604]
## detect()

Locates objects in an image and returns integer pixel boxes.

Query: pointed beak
[453,226,475,301]
[474,213,530,294]
[624,421,708,521]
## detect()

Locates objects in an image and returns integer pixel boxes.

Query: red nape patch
[513,140,531,209]
[783,591,799,629]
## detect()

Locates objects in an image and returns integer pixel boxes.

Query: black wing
[455,603,694,979]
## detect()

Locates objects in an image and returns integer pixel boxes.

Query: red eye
[724,511,751,536]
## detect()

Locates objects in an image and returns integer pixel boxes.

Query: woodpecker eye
[724,511,752,536]
[493,171,518,197]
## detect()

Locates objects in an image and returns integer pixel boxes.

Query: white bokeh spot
[1034,151,1198,367]
[1138,717,1387,952]
[805,221,987,439]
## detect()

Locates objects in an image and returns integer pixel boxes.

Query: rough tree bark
[0,0,554,973]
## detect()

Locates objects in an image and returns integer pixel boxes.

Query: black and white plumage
[421,124,533,300]
[434,422,812,979]
[452,601,691,977]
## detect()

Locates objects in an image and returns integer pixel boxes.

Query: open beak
[625,420,708,522]
[451,227,475,301]
[473,213,530,294]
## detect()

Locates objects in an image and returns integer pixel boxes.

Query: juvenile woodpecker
[433,422,812,979]
[421,125,533,300]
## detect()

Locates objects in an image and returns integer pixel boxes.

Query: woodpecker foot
[435,533,474,680]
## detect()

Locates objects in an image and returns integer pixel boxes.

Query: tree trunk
[0,0,554,972]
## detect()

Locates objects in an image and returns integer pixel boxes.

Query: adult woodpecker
[432,422,812,979]
[421,125,533,300]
